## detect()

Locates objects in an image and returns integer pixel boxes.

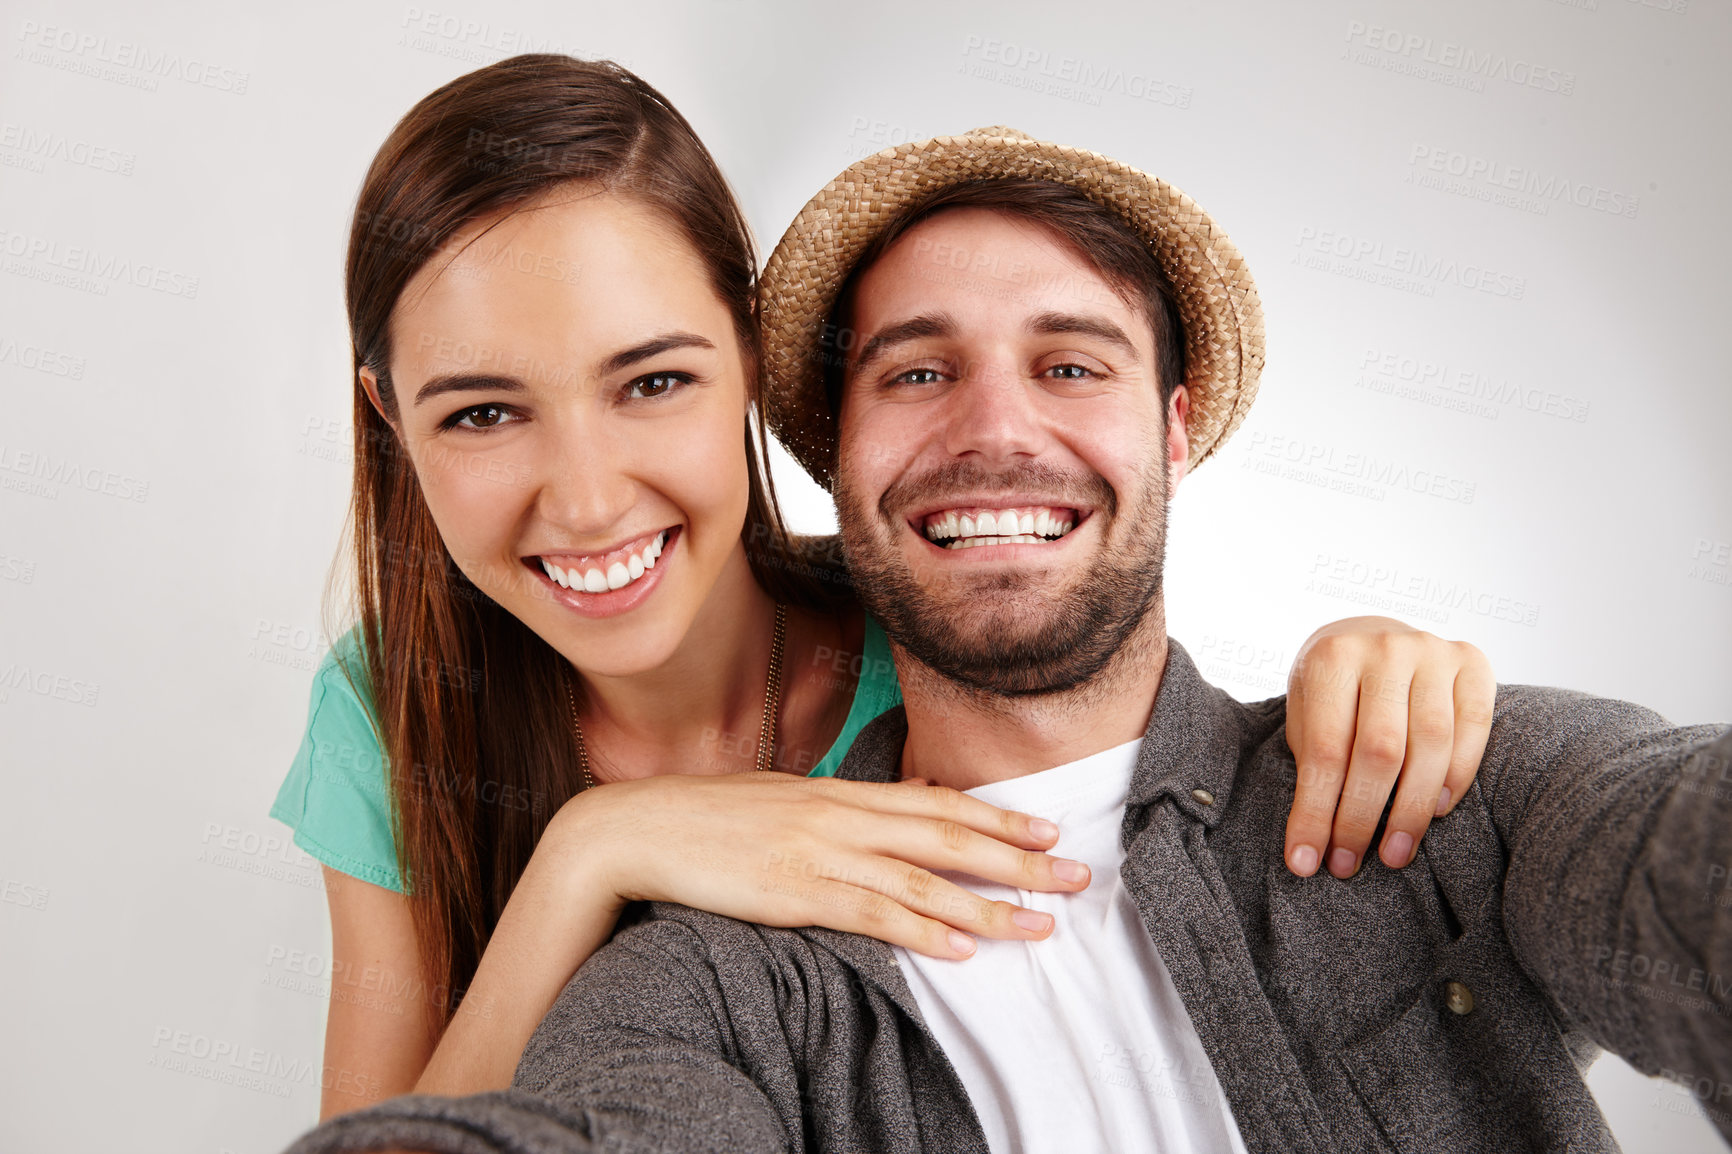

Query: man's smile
[915,504,1084,550]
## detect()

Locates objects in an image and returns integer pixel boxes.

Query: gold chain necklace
[562,602,788,789]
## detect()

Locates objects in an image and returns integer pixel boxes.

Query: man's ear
[1165,384,1190,493]
[358,366,392,426]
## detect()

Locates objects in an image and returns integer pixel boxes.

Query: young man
[289,129,1732,1154]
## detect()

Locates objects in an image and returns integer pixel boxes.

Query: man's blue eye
[1048,364,1091,380]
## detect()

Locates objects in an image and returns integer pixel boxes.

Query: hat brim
[758,129,1265,491]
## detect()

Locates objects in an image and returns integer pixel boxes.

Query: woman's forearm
[411,808,626,1095]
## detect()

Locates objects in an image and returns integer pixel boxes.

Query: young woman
[271,55,1496,1118]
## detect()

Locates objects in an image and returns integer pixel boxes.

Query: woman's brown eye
[628,373,686,399]
[464,405,503,427]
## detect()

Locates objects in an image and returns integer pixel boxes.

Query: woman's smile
[529,525,681,619]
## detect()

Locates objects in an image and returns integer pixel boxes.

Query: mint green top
[269,618,903,893]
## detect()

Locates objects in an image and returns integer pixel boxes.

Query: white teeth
[944,533,1048,550]
[924,507,1078,546]
[543,531,669,594]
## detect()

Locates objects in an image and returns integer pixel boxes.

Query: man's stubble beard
[836,455,1170,699]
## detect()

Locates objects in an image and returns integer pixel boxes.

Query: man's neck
[894,606,1169,791]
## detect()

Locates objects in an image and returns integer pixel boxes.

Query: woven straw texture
[758,127,1265,491]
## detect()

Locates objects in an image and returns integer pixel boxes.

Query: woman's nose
[532,427,639,537]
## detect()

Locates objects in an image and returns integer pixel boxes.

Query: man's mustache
[878,459,1118,523]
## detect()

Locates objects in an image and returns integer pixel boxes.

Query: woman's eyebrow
[598,331,716,376]
[411,331,718,406]
[414,374,526,406]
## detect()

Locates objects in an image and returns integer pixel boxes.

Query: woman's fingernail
[948,931,977,956]
[1290,844,1320,875]
[1028,818,1059,842]
[1328,848,1357,878]
[1052,859,1089,884]
[1011,908,1054,934]
[1435,787,1452,815]
[1384,831,1415,868]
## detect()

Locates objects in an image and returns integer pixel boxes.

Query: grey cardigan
[287,642,1732,1154]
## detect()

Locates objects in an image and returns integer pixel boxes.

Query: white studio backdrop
[1,1,1728,1151]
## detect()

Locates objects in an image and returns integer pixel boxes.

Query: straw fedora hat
[757,126,1265,491]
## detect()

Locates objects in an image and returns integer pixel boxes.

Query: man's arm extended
[1486,687,1732,1136]
[282,918,790,1154]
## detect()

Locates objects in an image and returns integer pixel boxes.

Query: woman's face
[373,189,753,677]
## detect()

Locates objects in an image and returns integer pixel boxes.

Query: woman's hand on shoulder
[1282,616,1495,880]
[556,772,1089,959]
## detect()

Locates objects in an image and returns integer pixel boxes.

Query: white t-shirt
[893,739,1250,1154]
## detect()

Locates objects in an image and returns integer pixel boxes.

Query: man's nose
[941,357,1046,463]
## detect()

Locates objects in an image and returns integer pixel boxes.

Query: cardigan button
[1191,788,1215,806]
[1444,981,1475,1015]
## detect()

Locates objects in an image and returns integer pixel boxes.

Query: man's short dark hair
[821,177,1188,417]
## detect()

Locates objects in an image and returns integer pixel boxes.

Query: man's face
[834,207,1189,696]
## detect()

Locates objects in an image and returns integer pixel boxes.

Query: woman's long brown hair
[341,54,845,1027]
